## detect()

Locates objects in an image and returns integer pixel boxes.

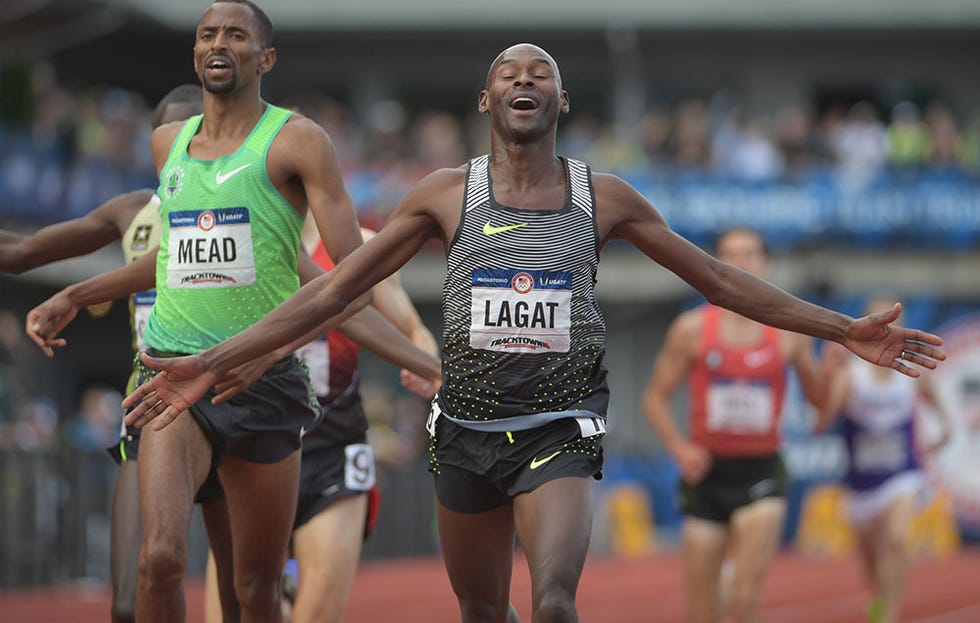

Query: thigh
[729,497,787,582]
[513,477,593,595]
[291,494,368,622]
[437,500,517,606]
[219,452,301,581]
[137,412,213,545]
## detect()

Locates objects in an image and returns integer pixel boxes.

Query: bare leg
[219,452,301,623]
[728,498,786,623]
[872,494,917,623]
[201,497,241,623]
[110,460,140,623]
[513,477,593,623]
[290,494,367,623]
[135,413,213,622]
[437,501,521,623]
[681,517,729,623]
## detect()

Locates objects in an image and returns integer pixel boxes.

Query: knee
[234,569,282,615]
[138,540,187,591]
[531,585,577,623]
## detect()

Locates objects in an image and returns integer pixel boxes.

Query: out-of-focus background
[1,0,978,610]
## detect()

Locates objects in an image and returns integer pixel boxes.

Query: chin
[203,79,237,95]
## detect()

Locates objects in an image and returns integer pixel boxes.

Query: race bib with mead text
[166,208,255,289]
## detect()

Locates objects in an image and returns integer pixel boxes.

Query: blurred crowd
[3,66,980,452]
[2,65,980,231]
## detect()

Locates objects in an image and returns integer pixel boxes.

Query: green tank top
[121,194,162,353]
[144,104,304,354]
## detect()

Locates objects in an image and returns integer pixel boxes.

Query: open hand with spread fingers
[122,352,217,431]
[842,303,945,377]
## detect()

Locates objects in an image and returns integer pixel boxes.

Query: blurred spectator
[774,106,829,179]
[9,397,59,451]
[410,110,466,172]
[924,101,960,168]
[958,110,980,174]
[886,101,931,168]
[670,99,712,168]
[830,100,888,189]
[61,385,121,452]
[712,108,784,182]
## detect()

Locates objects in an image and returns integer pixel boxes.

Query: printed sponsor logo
[483,221,528,236]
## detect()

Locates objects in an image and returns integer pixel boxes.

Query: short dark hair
[152,84,203,128]
[214,0,274,47]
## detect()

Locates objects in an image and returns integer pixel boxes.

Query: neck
[200,89,266,139]
[488,137,561,191]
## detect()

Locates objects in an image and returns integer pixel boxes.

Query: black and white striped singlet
[436,155,610,423]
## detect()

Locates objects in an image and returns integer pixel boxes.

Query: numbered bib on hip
[344,443,376,491]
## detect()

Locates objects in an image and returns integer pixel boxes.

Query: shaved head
[486,43,562,90]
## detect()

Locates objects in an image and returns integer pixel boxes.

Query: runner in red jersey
[644,227,827,623]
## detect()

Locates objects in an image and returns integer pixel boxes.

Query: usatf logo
[511,272,534,294]
[164,166,185,199]
[197,211,216,231]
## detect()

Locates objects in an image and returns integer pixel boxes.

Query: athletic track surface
[2,550,978,622]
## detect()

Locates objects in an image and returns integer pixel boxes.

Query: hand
[212,352,280,404]
[842,303,945,377]
[122,352,217,431]
[670,440,712,485]
[400,368,440,400]
[25,292,78,357]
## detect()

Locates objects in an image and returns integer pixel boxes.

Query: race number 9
[344,443,376,491]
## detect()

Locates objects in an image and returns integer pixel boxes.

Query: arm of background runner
[26,249,158,356]
[813,343,853,432]
[0,189,154,273]
[338,307,441,382]
[916,379,953,455]
[357,227,441,397]
[642,310,711,484]
[122,170,449,429]
[786,332,829,411]
[278,117,366,265]
[597,173,945,377]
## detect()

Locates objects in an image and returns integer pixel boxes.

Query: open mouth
[510,97,539,111]
[206,56,232,72]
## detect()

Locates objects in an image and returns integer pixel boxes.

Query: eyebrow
[496,58,554,71]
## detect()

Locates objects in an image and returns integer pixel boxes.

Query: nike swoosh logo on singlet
[529,450,562,470]
[483,221,528,236]
[215,164,251,185]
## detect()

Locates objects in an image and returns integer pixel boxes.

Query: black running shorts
[680,453,788,524]
[293,401,376,531]
[135,350,319,465]
[430,415,604,514]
